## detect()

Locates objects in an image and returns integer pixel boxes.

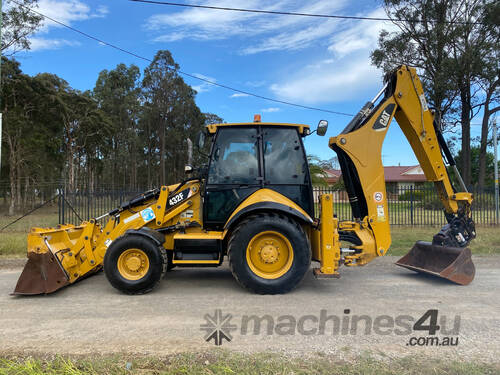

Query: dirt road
[1,256,499,361]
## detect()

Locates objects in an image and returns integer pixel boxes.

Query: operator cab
[202,120,313,230]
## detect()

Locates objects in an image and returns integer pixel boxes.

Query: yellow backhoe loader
[12,65,476,296]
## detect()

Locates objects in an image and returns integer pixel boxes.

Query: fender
[224,188,313,230]
[125,227,165,246]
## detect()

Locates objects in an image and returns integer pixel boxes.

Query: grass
[0,209,59,258]
[388,226,500,256]
[0,352,498,375]
[1,211,499,257]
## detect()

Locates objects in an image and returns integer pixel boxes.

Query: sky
[12,0,487,167]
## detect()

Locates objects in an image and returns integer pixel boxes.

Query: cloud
[245,80,266,87]
[327,8,392,58]
[19,1,108,54]
[192,73,217,94]
[146,3,395,105]
[37,1,108,32]
[261,107,280,113]
[29,37,81,51]
[268,8,396,104]
[230,93,250,98]
[147,0,348,54]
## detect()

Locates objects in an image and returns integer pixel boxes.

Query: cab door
[203,127,262,230]
[261,126,314,217]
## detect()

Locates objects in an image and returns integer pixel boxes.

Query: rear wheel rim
[117,248,150,280]
[246,231,294,279]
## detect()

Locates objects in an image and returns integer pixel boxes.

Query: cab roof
[206,122,310,135]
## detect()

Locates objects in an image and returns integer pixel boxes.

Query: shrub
[398,190,425,202]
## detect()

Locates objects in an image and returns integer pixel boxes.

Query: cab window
[208,128,259,185]
[263,127,307,184]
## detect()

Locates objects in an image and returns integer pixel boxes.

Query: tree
[371,0,498,187]
[1,0,43,54]
[93,64,141,189]
[371,0,460,118]
[142,50,204,185]
[307,155,328,186]
[455,145,497,186]
[60,89,111,191]
[446,0,498,186]
[475,1,500,189]
[0,50,221,212]
[1,59,65,214]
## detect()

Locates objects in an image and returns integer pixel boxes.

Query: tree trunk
[8,153,16,216]
[478,79,500,189]
[160,119,166,186]
[23,178,29,210]
[460,86,472,187]
[68,147,74,191]
[478,106,490,190]
[16,162,22,208]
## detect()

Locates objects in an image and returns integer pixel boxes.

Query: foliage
[371,0,499,187]
[1,0,43,54]
[398,190,425,202]
[307,155,328,186]
[455,146,498,187]
[0,51,220,214]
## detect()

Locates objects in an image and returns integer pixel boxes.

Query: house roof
[384,166,427,182]
[323,165,427,183]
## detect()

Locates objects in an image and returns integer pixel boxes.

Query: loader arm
[327,65,475,277]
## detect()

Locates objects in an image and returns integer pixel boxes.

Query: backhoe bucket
[12,252,69,295]
[395,241,475,285]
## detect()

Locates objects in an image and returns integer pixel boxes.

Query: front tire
[104,235,167,294]
[228,213,311,294]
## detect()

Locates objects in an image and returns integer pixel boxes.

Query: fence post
[60,186,65,224]
[58,187,61,224]
[493,118,498,224]
[87,186,91,221]
[410,185,414,226]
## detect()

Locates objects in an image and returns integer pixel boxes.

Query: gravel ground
[0,256,499,362]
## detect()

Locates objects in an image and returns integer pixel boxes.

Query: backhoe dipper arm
[329,65,475,256]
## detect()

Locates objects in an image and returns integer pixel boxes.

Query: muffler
[395,241,475,285]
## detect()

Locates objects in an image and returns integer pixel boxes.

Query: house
[323,165,426,192]
[384,165,427,192]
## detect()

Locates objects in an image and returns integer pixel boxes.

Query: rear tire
[228,213,310,294]
[104,235,167,294]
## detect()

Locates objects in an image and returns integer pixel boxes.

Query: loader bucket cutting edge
[12,252,70,295]
[395,241,475,285]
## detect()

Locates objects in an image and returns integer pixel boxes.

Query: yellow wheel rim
[246,231,294,279]
[117,248,150,280]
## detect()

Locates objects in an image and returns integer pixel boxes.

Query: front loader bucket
[395,241,475,285]
[12,252,70,295]
[11,223,96,295]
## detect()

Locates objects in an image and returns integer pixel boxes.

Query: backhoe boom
[324,65,475,283]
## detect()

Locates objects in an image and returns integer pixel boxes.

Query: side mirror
[196,131,206,149]
[317,120,328,136]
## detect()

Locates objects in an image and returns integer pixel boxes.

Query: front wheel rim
[246,231,294,279]
[117,248,150,280]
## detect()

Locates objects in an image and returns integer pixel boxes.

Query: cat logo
[379,111,391,126]
[373,103,396,131]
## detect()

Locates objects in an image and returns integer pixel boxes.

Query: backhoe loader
[12,65,476,296]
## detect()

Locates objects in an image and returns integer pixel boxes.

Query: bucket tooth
[12,252,70,295]
[395,241,475,286]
